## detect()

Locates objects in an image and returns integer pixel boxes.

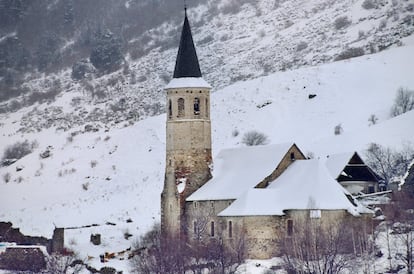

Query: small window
[194,202,197,208]
[287,219,293,236]
[210,221,215,237]
[168,99,172,118]
[228,221,233,238]
[290,152,295,161]
[194,98,200,114]
[177,98,185,117]
[194,221,197,235]
[310,210,321,219]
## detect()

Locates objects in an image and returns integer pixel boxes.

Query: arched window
[168,99,172,118]
[194,97,200,114]
[228,221,233,238]
[177,98,185,117]
[210,221,215,237]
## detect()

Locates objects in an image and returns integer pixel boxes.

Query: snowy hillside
[1,0,414,134]
[1,36,414,272]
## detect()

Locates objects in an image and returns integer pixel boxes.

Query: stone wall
[0,247,46,272]
[162,85,212,238]
[0,222,64,254]
[255,144,306,188]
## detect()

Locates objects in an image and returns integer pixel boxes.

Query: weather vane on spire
[184,0,187,12]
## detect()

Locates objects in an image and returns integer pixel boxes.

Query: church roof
[325,152,355,179]
[218,159,371,217]
[173,10,202,78]
[186,143,295,201]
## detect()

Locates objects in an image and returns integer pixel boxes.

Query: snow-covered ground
[1,34,414,273]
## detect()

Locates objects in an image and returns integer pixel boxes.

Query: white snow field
[0,35,414,273]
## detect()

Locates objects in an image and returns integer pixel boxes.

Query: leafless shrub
[334,16,352,30]
[242,130,269,146]
[44,253,84,274]
[130,223,187,273]
[130,223,245,273]
[90,160,98,168]
[3,172,11,183]
[279,216,373,274]
[390,87,414,117]
[362,0,376,9]
[334,124,343,135]
[358,30,365,39]
[368,114,378,126]
[2,140,38,163]
[82,183,89,191]
[232,128,239,137]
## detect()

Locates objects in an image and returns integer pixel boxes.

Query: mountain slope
[0,35,413,273]
[1,0,413,133]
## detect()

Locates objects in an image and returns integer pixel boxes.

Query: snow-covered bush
[362,0,376,9]
[90,30,123,73]
[296,41,308,51]
[242,130,269,146]
[71,59,94,80]
[334,16,351,30]
[2,140,37,164]
[390,87,414,117]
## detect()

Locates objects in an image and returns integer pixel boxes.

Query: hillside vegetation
[1,0,414,133]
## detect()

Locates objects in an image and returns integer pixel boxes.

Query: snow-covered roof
[325,152,355,179]
[165,77,211,89]
[219,159,371,217]
[187,143,294,201]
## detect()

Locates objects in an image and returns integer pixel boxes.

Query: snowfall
[1,32,414,273]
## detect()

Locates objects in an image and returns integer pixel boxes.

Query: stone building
[161,10,372,259]
[161,9,212,238]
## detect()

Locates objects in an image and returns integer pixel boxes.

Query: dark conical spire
[173,9,202,78]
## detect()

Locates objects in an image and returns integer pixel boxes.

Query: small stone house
[160,10,372,259]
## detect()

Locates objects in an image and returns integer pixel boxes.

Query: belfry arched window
[177,98,185,117]
[168,99,172,118]
[194,97,200,115]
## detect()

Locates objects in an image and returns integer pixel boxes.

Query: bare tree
[365,143,414,185]
[383,192,414,274]
[278,215,372,274]
[43,253,84,274]
[130,223,189,274]
[390,87,414,117]
[241,130,269,146]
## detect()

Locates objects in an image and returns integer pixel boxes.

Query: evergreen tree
[90,30,123,73]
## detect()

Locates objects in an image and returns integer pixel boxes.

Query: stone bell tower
[161,9,212,238]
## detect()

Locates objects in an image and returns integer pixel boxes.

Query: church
[161,10,373,259]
